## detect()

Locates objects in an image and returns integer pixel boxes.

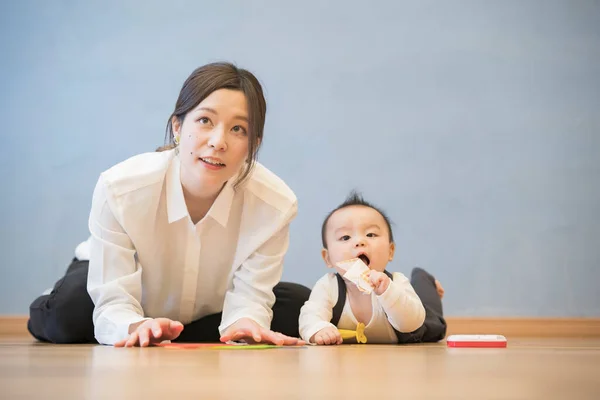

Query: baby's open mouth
[358,254,370,266]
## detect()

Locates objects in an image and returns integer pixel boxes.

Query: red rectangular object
[446,335,507,348]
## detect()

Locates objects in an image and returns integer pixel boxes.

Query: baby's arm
[298,275,340,343]
[375,272,426,333]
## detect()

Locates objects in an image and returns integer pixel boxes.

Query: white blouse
[86,149,297,345]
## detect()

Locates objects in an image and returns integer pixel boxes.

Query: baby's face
[322,205,395,273]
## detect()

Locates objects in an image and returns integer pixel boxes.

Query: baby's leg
[411,267,443,316]
[410,267,447,342]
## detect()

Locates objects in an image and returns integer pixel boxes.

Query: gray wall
[1,1,599,316]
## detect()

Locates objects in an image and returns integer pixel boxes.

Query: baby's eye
[232,125,247,135]
[339,235,351,241]
[366,233,378,237]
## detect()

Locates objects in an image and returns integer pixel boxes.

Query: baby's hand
[368,270,391,295]
[310,326,343,345]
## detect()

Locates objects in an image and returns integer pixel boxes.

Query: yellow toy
[338,322,367,344]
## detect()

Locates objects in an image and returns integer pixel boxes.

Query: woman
[28,62,310,347]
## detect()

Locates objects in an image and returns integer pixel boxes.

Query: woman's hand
[115,318,184,347]
[220,318,305,346]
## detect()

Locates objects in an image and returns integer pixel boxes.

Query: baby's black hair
[321,190,394,248]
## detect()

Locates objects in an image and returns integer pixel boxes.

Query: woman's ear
[171,116,181,142]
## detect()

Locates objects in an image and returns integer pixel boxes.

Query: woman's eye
[232,125,247,135]
[198,117,210,124]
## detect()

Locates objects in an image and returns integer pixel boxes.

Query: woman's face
[173,89,250,192]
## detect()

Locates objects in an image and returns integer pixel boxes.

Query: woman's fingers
[277,331,304,346]
[151,320,163,339]
[220,319,257,343]
[259,328,305,346]
[125,331,139,347]
[221,328,251,343]
[249,324,262,343]
[113,318,184,347]
[261,329,285,346]
[164,321,184,341]
[138,327,151,347]
[219,318,304,346]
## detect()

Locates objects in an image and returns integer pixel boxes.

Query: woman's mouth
[199,157,226,170]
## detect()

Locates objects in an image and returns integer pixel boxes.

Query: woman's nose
[208,126,227,151]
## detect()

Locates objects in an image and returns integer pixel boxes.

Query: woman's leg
[174,314,222,342]
[270,281,312,338]
[27,259,97,344]
[28,258,312,344]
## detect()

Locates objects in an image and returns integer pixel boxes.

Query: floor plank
[1,337,599,399]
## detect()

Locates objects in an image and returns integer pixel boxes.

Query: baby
[299,191,447,345]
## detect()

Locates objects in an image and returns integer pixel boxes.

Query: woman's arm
[218,202,297,336]
[86,175,150,345]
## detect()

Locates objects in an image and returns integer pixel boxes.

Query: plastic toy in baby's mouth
[338,322,367,344]
[336,258,375,294]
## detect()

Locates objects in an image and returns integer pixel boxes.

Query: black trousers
[28,258,312,344]
[395,267,447,343]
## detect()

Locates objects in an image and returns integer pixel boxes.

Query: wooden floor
[1,337,599,399]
